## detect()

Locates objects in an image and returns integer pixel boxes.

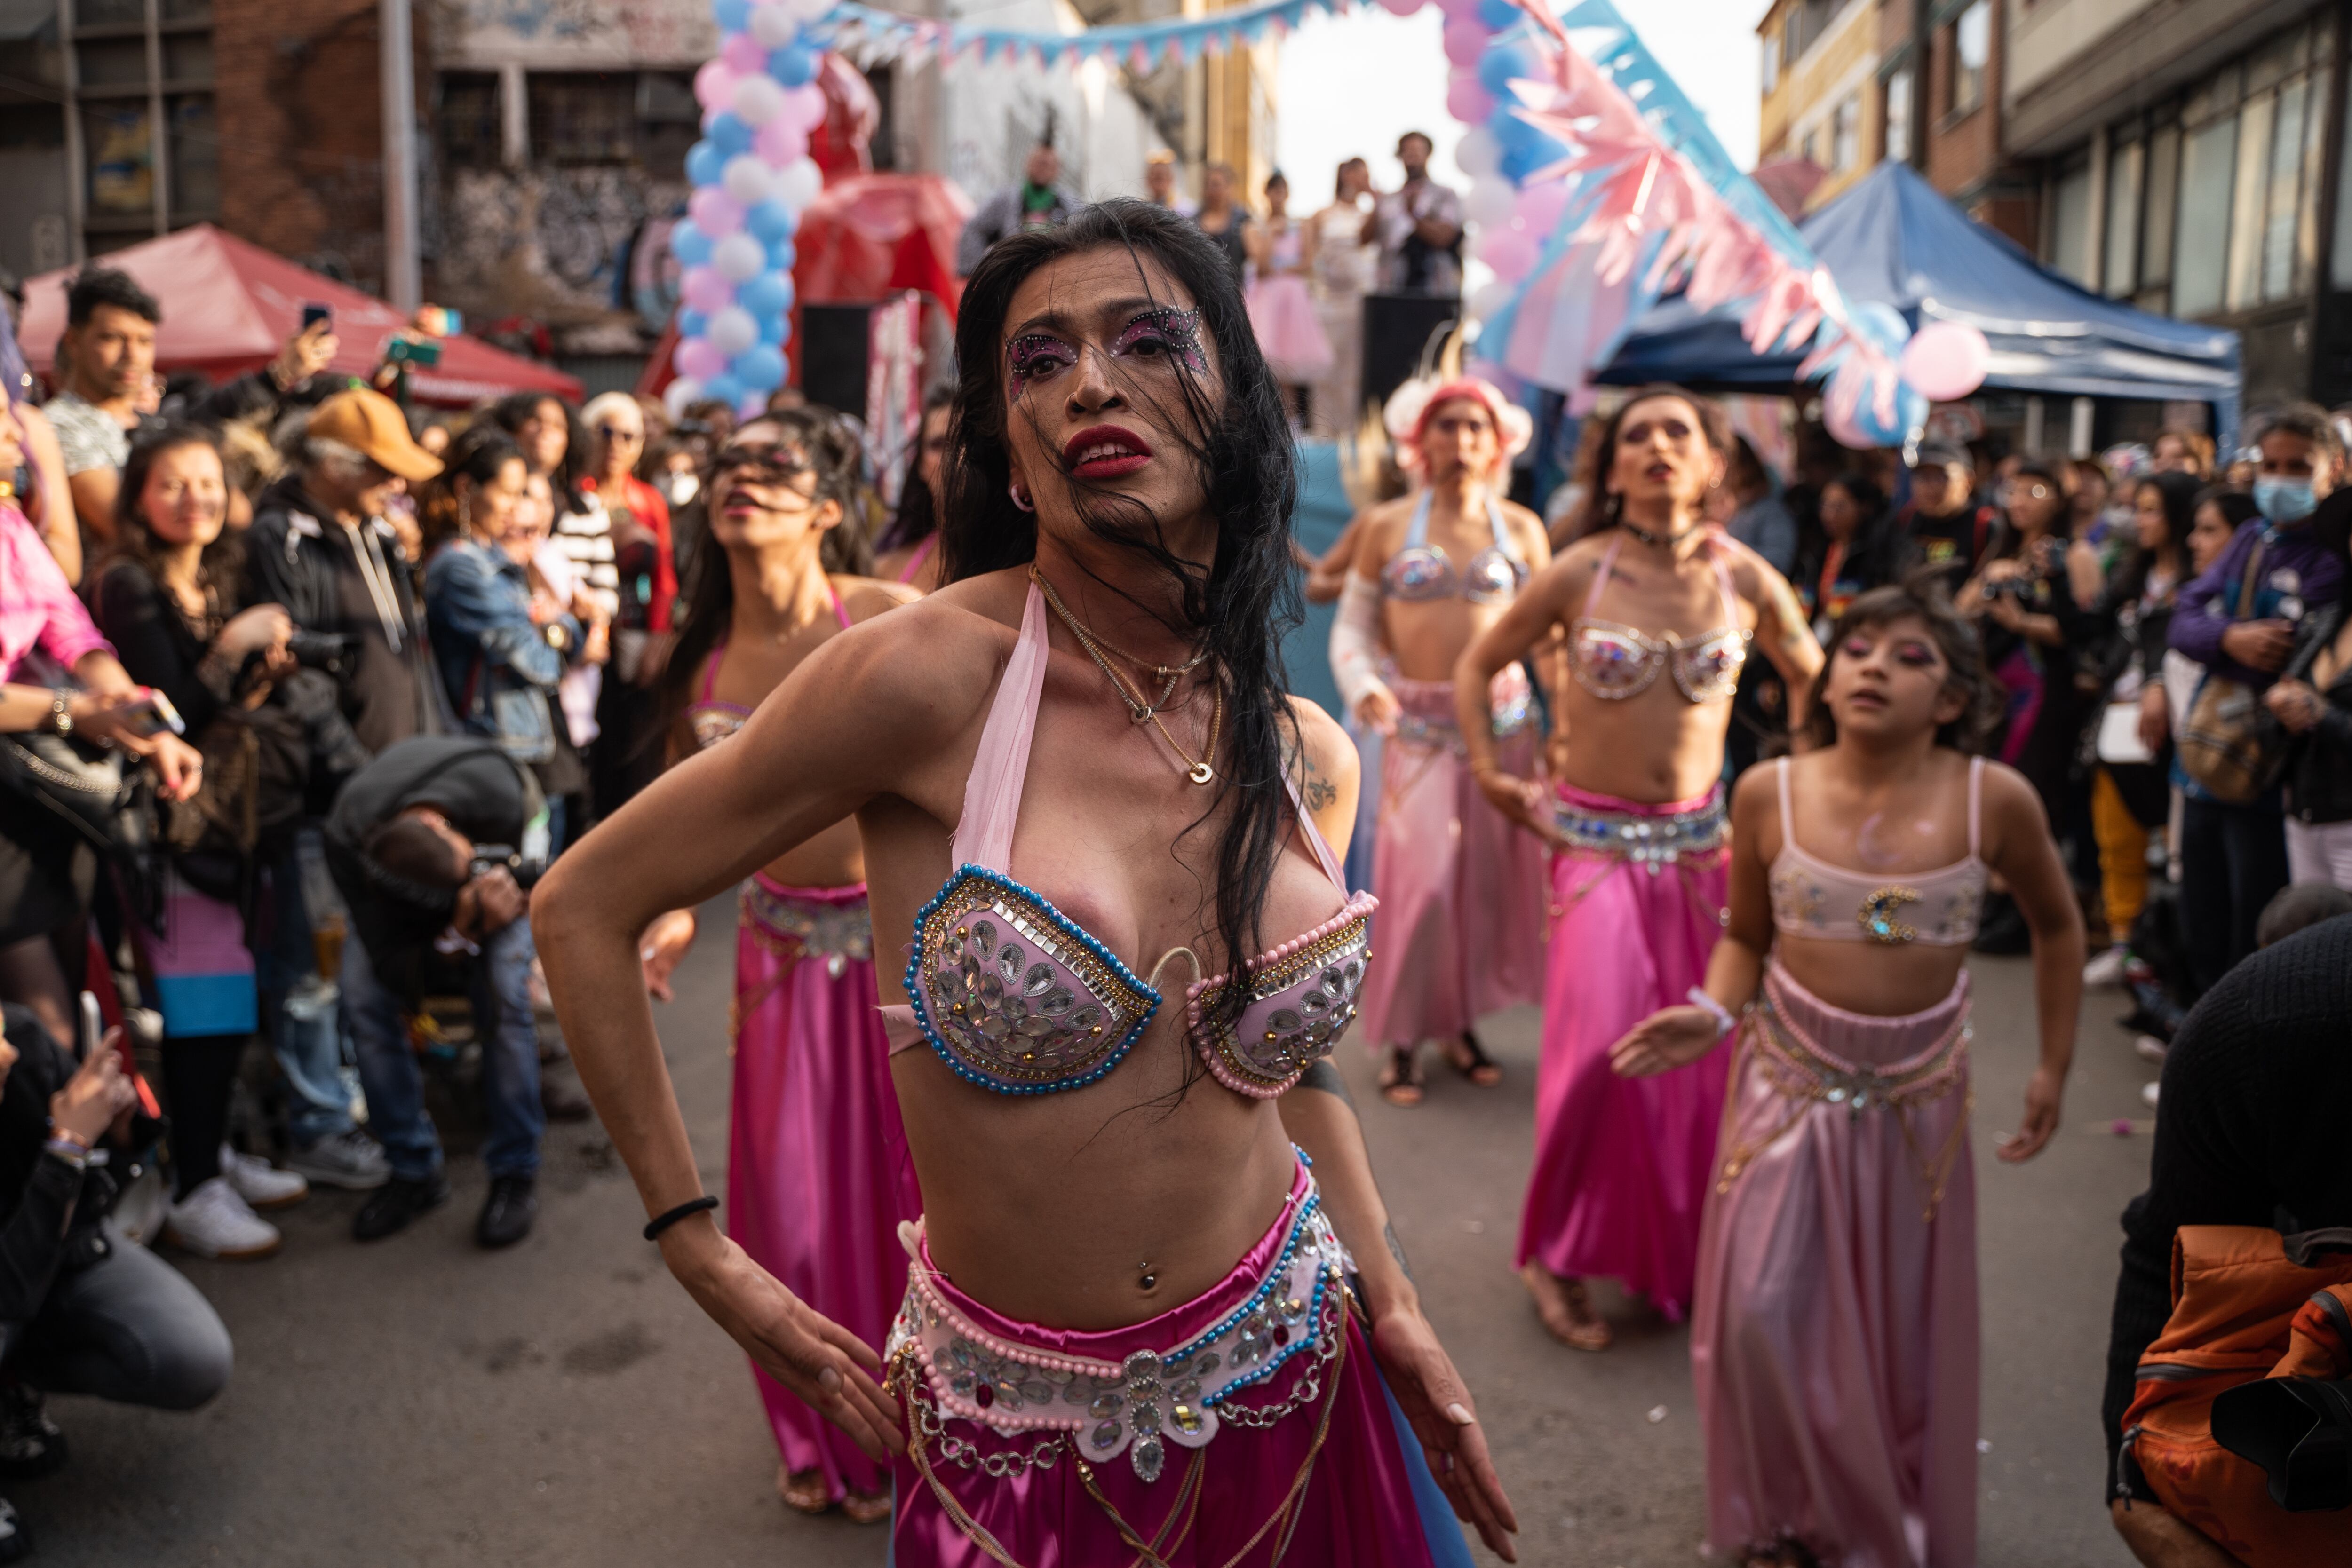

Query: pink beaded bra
[1767,757,1989,946]
[1569,529,1748,704]
[882,584,1376,1098]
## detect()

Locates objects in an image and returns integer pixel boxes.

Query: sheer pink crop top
[1768,757,1989,946]
[1569,529,1748,704]
[880,584,1378,1099]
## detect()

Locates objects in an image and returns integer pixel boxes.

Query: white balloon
[776,0,830,21]
[1468,278,1516,321]
[774,157,822,211]
[712,232,769,282]
[723,153,777,205]
[663,377,705,420]
[729,73,785,127]
[1465,178,1518,229]
[1456,128,1502,181]
[747,2,800,48]
[707,306,760,356]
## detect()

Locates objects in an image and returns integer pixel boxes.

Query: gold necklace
[1033,567,1222,784]
[1030,568,1211,721]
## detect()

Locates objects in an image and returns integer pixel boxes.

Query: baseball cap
[306,388,444,483]
[1909,441,1970,472]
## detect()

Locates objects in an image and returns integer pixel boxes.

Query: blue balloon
[1477,43,1534,96]
[712,0,751,31]
[1488,105,1542,158]
[669,220,712,267]
[766,237,798,272]
[759,313,786,345]
[733,344,787,392]
[1832,361,1930,448]
[738,269,795,317]
[702,372,746,409]
[769,44,818,87]
[678,308,711,340]
[707,112,753,157]
[1849,300,1913,355]
[683,140,725,188]
[1499,137,1567,184]
[745,199,797,243]
[1476,0,1518,27]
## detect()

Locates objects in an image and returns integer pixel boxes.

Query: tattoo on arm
[1295,1058,1355,1108]
[1302,760,1338,813]
[1384,1219,1415,1282]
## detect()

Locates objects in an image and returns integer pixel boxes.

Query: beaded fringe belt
[1549,789,1729,872]
[885,1191,1354,1568]
[731,884,874,1050]
[1716,980,1973,1225]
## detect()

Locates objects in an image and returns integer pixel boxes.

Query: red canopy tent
[18,225,582,408]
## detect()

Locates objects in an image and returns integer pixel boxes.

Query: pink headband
[1382,375,1535,476]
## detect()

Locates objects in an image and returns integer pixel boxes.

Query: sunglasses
[594,425,642,443]
[712,444,813,486]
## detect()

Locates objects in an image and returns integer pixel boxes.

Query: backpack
[2119,1225,2352,1564]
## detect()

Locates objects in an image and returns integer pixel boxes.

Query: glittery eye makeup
[1006,333,1076,402]
[1110,308,1205,374]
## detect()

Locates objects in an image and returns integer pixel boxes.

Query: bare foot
[1377,1045,1424,1107]
[777,1464,830,1514]
[841,1489,892,1525]
[1521,1262,1611,1351]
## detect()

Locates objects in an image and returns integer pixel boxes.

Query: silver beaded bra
[1379,490,1528,606]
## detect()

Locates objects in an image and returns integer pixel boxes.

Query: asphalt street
[17,891,2153,1567]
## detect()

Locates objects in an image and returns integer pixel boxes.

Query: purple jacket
[2169,519,2346,691]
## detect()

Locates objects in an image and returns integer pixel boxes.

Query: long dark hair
[943,198,1302,1046]
[658,405,869,744]
[417,427,525,553]
[103,422,244,622]
[2111,470,2202,606]
[1992,459,2071,555]
[1562,384,1732,542]
[875,381,960,555]
[1799,471,1908,590]
[1799,571,2001,753]
[491,392,587,513]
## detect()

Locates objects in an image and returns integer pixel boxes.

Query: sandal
[1376,1045,1424,1107]
[1441,1030,1503,1087]
[841,1489,892,1525]
[777,1465,831,1515]
[1520,1262,1612,1351]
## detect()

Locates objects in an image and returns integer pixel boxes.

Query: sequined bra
[1767,757,1989,946]
[688,580,855,750]
[1570,529,1748,703]
[883,584,1376,1099]
[1378,490,1528,605]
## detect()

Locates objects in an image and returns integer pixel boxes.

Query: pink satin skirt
[889,1158,1471,1567]
[1693,963,1979,1568]
[730,876,922,1502]
[1356,671,1549,1052]
[1516,783,1730,1318]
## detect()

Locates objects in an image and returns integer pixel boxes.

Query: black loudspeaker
[800,303,874,418]
[1359,293,1463,415]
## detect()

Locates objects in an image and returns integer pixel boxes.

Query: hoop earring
[1009,481,1035,513]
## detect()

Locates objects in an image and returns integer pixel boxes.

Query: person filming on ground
[322,735,551,1249]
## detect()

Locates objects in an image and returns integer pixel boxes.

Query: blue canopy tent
[1597,160,2242,440]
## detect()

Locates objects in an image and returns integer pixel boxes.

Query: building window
[438,73,502,172]
[2173,116,2235,317]
[1883,68,1913,163]
[523,71,699,173]
[1831,93,1860,171]
[1762,23,1780,95]
[2140,122,2178,295]
[2103,137,2141,296]
[1951,0,1989,117]
[68,0,214,237]
[2047,154,2093,286]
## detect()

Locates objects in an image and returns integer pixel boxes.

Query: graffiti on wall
[448,0,714,61]
[429,164,687,329]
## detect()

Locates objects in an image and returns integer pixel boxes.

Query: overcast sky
[1275,0,1772,199]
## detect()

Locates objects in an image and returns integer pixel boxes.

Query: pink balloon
[1823,397,1873,451]
[1447,71,1495,124]
[694,60,739,111]
[1478,225,1537,280]
[687,187,747,237]
[755,116,808,165]
[1442,17,1486,67]
[1435,0,1487,15]
[1377,0,1422,14]
[722,31,769,73]
[675,337,729,381]
[1514,180,1569,234]
[1897,320,1992,403]
[680,266,736,314]
[782,83,826,132]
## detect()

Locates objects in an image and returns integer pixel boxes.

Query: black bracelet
[643,1195,718,1241]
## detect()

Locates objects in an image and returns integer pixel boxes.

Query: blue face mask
[2254,477,2318,523]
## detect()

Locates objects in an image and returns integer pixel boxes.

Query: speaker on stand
[1358,293,1463,417]
[799,303,875,418]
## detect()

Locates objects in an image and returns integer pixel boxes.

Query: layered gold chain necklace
[1031,566,1222,785]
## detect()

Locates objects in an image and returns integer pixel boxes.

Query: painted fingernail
[818,1366,842,1394]
[1446,1401,1474,1425]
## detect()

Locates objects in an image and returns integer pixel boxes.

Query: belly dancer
[636,408,922,1523]
[1611,581,2080,1567]
[538,200,1516,1565]
[1329,375,1550,1105]
[1456,387,1823,1349]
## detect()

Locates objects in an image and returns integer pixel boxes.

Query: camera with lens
[467,844,518,881]
[1983,576,2037,604]
[286,630,352,674]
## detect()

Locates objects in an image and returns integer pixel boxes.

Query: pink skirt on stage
[1694,963,1978,1568]
[1247,273,1336,386]
[1515,782,1731,1318]
[730,875,922,1503]
[887,1154,1474,1567]
[1356,669,1549,1052]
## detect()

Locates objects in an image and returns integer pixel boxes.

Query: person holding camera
[322,736,550,1247]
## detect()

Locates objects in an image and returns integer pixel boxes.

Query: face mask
[2254,477,2317,523]
[662,474,699,507]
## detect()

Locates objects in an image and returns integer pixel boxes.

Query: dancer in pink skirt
[1244,171,1334,428]
[1611,579,2080,1567]
[1456,388,1822,1349]
[1329,374,1549,1105]
[539,202,1515,1566]
[636,407,921,1523]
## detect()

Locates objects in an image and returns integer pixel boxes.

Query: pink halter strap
[697,577,854,703]
[898,533,937,584]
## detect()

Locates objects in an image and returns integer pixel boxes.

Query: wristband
[43,1138,89,1170]
[643,1195,718,1241]
[1686,986,1738,1040]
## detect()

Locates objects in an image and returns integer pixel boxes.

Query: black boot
[353,1173,451,1242]
[0,1384,64,1481]
[477,1173,538,1249]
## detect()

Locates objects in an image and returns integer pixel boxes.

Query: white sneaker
[220,1145,308,1211]
[166,1176,282,1260]
[2141,1080,2161,1109]
[285,1128,390,1191]
[2134,1035,2169,1065]
[2082,945,2131,989]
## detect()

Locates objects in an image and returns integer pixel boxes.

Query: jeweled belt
[1384,665,1535,757]
[1550,789,1729,872]
[886,1190,1351,1488]
[739,881,873,979]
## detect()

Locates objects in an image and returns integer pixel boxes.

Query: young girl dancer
[1329,374,1550,1104]
[638,407,920,1523]
[1611,579,2082,1568]
[1456,388,1822,1349]
[538,201,1512,1566]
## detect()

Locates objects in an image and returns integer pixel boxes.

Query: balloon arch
[661,0,1987,443]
